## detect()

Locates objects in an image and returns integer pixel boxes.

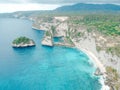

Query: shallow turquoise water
[53,37,63,42]
[0,18,101,90]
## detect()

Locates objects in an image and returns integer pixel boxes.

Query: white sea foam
[99,76,110,90]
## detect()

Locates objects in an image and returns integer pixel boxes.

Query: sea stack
[12,36,35,48]
[41,30,53,46]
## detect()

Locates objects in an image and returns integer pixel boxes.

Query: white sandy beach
[73,41,110,90]
[75,42,106,73]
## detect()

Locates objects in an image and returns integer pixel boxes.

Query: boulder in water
[94,68,103,76]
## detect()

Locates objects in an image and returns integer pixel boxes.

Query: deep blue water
[0,18,101,90]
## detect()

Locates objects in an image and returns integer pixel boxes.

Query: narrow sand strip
[74,42,106,73]
[74,42,110,90]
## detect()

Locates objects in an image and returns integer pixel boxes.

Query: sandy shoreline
[73,41,110,90]
[74,42,106,73]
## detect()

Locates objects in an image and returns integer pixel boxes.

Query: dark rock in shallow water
[12,36,35,48]
[94,68,103,76]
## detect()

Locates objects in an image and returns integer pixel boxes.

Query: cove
[0,18,101,90]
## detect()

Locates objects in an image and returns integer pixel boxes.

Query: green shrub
[12,37,31,44]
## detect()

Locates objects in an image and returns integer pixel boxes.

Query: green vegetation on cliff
[106,45,120,57]
[70,15,120,36]
[106,66,120,90]
[45,31,52,36]
[12,37,32,45]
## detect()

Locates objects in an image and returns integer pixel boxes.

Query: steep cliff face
[70,29,120,89]
[72,30,120,72]
[32,16,70,46]
[41,30,53,46]
[55,22,68,37]
[41,36,53,46]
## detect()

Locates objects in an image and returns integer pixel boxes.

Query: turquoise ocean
[0,18,101,90]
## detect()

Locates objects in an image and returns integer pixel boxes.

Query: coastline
[74,42,106,73]
[34,28,110,89]
[32,22,110,90]
[33,28,105,70]
[73,41,110,90]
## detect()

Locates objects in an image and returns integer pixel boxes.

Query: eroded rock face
[55,23,68,37]
[12,37,35,48]
[41,36,53,46]
[41,30,53,46]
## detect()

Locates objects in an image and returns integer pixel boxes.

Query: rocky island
[12,36,35,47]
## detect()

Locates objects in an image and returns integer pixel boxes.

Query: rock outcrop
[41,30,53,46]
[12,37,35,48]
[94,68,103,76]
[41,36,53,46]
